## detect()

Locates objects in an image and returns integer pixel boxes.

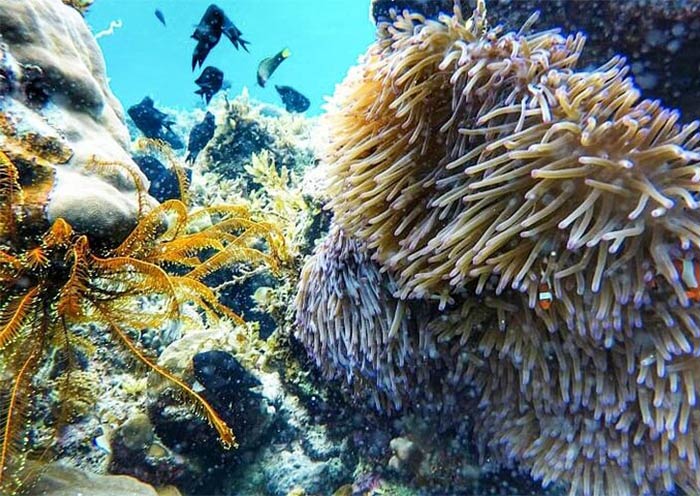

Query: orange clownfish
[538,282,553,310]
[673,258,700,302]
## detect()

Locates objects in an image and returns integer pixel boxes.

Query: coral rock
[27,463,161,496]
[0,0,152,244]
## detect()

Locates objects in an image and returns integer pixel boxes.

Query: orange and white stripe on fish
[674,258,700,302]
[538,282,553,310]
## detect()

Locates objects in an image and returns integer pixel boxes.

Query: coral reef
[203,92,315,183]
[189,126,322,338]
[297,2,700,495]
[6,0,646,493]
[0,132,284,493]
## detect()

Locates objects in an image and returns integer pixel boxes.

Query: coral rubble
[297,2,700,495]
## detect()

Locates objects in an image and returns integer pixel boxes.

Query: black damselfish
[275,85,310,113]
[195,66,224,104]
[155,8,166,26]
[186,111,216,164]
[127,97,184,149]
[192,4,250,71]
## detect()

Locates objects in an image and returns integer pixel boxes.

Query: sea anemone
[310,2,700,495]
[466,303,700,496]
[295,226,484,412]
[323,1,700,347]
[296,227,700,495]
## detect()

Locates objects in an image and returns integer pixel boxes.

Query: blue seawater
[86,0,375,116]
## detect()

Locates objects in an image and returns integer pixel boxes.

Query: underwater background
[85,0,376,115]
[2,0,700,496]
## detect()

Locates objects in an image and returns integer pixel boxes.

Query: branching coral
[245,150,314,261]
[0,143,284,492]
[300,2,700,495]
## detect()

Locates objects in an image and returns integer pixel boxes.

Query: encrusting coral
[0,136,284,493]
[298,1,700,495]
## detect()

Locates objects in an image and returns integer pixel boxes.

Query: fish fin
[192,41,212,71]
[281,48,291,58]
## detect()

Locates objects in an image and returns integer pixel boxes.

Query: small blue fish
[155,8,166,27]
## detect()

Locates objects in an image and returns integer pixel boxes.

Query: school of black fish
[127,3,311,167]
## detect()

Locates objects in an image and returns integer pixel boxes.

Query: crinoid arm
[0,150,24,242]
[0,288,39,350]
[112,199,188,259]
[0,308,48,495]
[134,138,191,206]
[58,230,239,449]
[92,301,237,448]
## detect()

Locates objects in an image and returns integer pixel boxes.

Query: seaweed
[0,142,284,493]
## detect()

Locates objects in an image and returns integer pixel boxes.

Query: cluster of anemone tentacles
[0,137,284,493]
[296,2,700,495]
